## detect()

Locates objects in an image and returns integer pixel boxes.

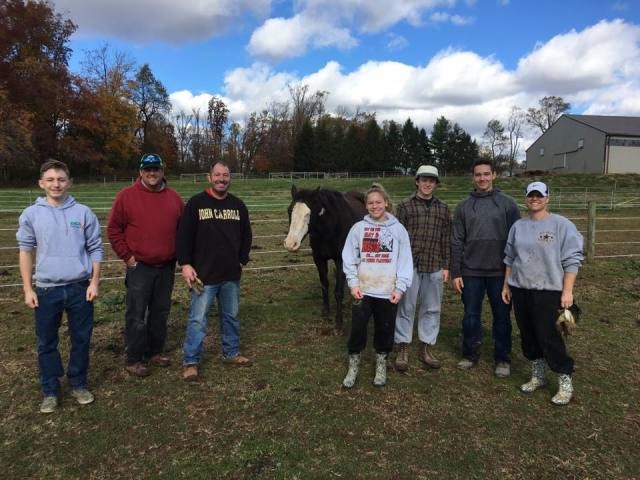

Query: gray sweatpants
[394,268,444,345]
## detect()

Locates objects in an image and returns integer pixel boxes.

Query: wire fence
[1,207,639,290]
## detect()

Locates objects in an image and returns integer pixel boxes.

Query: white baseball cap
[415,165,440,182]
[525,181,548,197]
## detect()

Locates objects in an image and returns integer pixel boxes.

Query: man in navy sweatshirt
[17,159,103,413]
[177,161,253,381]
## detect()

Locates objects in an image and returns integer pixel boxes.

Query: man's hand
[442,269,450,283]
[86,282,99,302]
[126,255,137,267]
[24,289,38,309]
[350,286,363,300]
[181,264,197,288]
[452,277,464,294]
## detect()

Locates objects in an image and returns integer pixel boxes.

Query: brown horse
[284,186,366,329]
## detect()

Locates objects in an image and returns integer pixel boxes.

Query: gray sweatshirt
[451,188,520,278]
[17,195,103,287]
[504,213,583,291]
[342,213,413,299]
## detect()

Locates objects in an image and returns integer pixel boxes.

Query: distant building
[526,114,640,174]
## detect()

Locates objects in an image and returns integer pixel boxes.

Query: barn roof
[565,114,640,136]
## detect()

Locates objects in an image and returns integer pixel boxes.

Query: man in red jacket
[108,154,184,377]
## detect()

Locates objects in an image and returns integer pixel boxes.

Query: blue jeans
[183,281,241,365]
[35,281,93,396]
[461,276,511,363]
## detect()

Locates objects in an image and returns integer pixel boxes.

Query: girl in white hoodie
[341,184,413,388]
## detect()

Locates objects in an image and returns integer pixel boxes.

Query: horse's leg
[334,258,346,330]
[314,255,330,321]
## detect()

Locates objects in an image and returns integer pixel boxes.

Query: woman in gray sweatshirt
[502,181,583,406]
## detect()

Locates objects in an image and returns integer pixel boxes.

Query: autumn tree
[174,111,192,167]
[0,0,76,162]
[289,84,327,139]
[505,106,525,175]
[526,95,570,134]
[482,119,507,163]
[63,44,139,174]
[207,96,229,162]
[132,63,171,152]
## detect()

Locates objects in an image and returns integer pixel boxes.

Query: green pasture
[0,174,639,479]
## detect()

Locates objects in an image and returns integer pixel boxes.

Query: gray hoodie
[451,188,520,278]
[17,195,103,287]
[342,213,413,299]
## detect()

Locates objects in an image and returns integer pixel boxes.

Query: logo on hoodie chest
[362,226,393,263]
[69,220,85,229]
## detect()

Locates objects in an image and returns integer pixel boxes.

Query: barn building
[525,114,640,174]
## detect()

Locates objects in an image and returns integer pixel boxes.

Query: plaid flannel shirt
[395,193,451,273]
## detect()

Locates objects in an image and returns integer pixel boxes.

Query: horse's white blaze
[284,202,311,251]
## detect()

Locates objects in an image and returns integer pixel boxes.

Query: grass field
[0,174,639,479]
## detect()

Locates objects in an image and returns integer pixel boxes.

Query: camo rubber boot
[342,353,361,388]
[373,353,388,387]
[520,359,548,393]
[551,374,573,406]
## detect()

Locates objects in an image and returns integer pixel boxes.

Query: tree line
[0,0,570,182]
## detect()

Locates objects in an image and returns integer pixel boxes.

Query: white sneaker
[457,358,475,370]
[495,361,511,378]
[71,388,95,405]
[40,396,58,414]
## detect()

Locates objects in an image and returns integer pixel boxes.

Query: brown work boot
[125,362,150,377]
[149,354,171,367]
[222,354,254,367]
[394,343,409,372]
[421,343,441,369]
[183,364,198,381]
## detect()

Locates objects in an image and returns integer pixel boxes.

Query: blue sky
[55,0,640,144]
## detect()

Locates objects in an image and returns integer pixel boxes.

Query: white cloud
[170,19,640,150]
[249,0,458,61]
[386,33,409,51]
[55,0,271,43]
[430,11,474,25]
[611,1,629,12]
[247,14,357,61]
[516,19,640,94]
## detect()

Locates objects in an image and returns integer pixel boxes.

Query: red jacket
[108,178,184,266]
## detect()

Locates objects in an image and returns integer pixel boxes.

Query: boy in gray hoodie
[17,160,103,413]
[451,159,520,377]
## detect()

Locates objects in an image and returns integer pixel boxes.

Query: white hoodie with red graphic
[342,213,413,299]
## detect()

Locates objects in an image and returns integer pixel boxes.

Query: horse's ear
[291,184,297,198]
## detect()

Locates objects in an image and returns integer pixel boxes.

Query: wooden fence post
[586,201,596,262]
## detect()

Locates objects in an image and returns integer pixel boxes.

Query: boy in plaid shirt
[394,165,451,371]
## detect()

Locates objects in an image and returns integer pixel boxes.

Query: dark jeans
[461,276,512,363]
[35,281,93,396]
[348,296,397,354]
[124,261,176,364]
[511,287,574,374]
